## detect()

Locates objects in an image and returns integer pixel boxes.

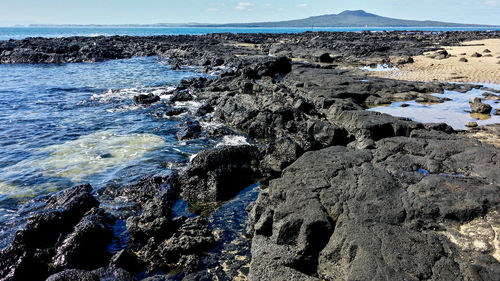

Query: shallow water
[0,57,211,204]
[369,84,500,129]
[163,183,260,280]
[0,56,222,248]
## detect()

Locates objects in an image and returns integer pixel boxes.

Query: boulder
[133,93,160,104]
[170,91,194,102]
[318,53,334,63]
[469,97,492,114]
[0,185,101,281]
[180,145,261,203]
[176,120,202,140]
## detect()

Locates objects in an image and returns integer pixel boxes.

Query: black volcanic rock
[0,184,110,281]
[248,136,500,280]
[318,53,334,63]
[469,97,492,114]
[133,93,160,104]
[52,208,115,270]
[180,145,262,204]
[176,120,202,140]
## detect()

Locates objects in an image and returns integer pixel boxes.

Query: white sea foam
[189,153,198,162]
[91,86,176,103]
[216,135,250,147]
[360,64,398,72]
[173,101,203,114]
[3,130,166,183]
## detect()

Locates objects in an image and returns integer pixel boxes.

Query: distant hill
[205,10,496,28]
[28,10,497,28]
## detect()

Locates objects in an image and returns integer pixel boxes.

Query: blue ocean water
[0,57,214,206]
[1,26,500,41]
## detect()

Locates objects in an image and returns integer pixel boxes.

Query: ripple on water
[2,130,166,199]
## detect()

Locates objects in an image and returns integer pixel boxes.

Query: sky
[0,0,499,26]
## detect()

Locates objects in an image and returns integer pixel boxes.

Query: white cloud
[298,3,309,7]
[207,7,219,12]
[264,3,272,7]
[484,0,499,5]
[235,2,253,11]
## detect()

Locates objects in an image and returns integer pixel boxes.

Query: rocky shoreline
[1,31,499,280]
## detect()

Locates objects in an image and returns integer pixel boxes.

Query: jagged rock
[180,145,261,204]
[110,249,144,274]
[52,208,115,270]
[0,184,101,281]
[195,104,214,116]
[176,121,202,140]
[170,91,194,102]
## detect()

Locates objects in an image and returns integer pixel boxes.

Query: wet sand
[371,39,500,84]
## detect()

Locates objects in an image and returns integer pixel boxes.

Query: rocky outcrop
[1,31,500,281]
[0,184,114,281]
[247,131,500,280]
[180,145,262,204]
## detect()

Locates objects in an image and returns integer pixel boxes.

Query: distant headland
[27,10,498,28]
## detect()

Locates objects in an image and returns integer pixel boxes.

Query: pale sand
[370,39,500,84]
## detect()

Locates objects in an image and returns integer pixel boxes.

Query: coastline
[0,31,499,280]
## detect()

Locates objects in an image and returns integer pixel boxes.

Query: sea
[0,26,498,278]
[2,26,500,41]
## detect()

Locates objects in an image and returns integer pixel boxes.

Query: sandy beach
[372,38,500,84]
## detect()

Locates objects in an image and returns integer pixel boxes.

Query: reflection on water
[369,85,500,130]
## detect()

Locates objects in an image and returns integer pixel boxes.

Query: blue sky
[0,0,499,25]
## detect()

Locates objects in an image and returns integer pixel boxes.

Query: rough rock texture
[469,97,493,114]
[122,176,217,273]
[133,93,160,104]
[180,145,262,204]
[247,132,500,280]
[2,31,500,281]
[0,184,115,281]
